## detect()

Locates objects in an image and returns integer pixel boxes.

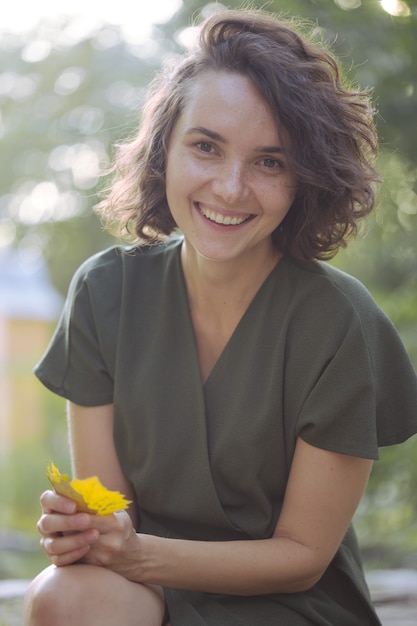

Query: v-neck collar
[173,240,288,388]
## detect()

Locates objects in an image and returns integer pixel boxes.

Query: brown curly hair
[96,8,380,261]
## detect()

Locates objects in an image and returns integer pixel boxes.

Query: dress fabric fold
[34,236,417,625]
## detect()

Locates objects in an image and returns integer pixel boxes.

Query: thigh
[24,564,167,626]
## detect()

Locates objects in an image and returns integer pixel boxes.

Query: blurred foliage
[167,0,417,159]
[0,389,67,578]
[0,0,416,573]
[0,17,163,292]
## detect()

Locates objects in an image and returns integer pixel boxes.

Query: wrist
[135,533,161,584]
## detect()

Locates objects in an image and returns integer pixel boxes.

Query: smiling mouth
[197,203,253,226]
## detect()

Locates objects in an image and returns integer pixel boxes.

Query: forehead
[176,71,282,142]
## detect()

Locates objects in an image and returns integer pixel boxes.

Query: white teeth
[199,205,249,226]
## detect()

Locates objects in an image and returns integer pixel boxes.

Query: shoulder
[283,255,384,323]
[69,237,183,294]
[276,255,398,362]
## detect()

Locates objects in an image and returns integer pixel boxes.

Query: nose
[212,159,249,205]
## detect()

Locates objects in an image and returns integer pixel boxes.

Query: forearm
[133,533,325,595]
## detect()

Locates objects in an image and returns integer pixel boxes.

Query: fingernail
[64,500,77,514]
[76,513,91,529]
[86,530,99,542]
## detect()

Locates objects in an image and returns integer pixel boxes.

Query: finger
[47,543,93,567]
[37,512,92,537]
[40,490,77,515]
[41,529,99,555]
[90,510,131,535]
[40,529,99,564]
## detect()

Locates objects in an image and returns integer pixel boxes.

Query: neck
[180,240,281,317]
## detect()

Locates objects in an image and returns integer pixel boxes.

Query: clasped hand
[37,489,138,578]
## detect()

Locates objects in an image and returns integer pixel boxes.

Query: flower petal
[46,462,131,515]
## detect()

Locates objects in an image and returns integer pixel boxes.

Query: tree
[160,0,417,563]
[0,19,161,293]
[1,1,416,565]
[160,0,417,363]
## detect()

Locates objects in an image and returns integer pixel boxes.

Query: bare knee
[24,564,167,626]
[24,565,86,626]
[24,565,67,625]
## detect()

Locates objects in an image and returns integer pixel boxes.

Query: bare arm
[67,401,137,526]
[38,401,138,566]
[117,437,372,594]
[42,412,371,595]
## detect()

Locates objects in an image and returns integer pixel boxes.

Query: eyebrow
[186,126,285,154]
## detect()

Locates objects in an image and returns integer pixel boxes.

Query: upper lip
[195,201,254,220]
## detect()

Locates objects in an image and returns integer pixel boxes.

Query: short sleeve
[34,251,120,406]
[295,276,417,460]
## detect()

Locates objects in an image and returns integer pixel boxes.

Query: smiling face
[165,71,297,268]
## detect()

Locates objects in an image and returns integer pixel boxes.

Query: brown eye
[260,157,282,169]
[197,142,215,153]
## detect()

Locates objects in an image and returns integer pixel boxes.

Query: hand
[37,489,100,566]
[80,510,142,581]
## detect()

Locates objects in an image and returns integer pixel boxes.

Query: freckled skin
[165,71,298,270]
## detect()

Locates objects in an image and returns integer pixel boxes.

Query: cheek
[165,160,183,204]
[165,161,189,220]
[166,156,207,200]
[268,179,297,208]
[281,176,298,206]
[166,150,190,187]
[288,186,298,207]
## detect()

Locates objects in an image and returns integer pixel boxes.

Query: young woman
[24,8,417,625]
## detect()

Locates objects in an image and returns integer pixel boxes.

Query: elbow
[291,551,333,593]
[244,567,326,596]
[290,553,331,593]
[245,561,328,596]
[289,568,326,593]
[270,535,333,594]
[276,556,330,594]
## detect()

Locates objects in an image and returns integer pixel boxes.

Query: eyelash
[195,141,215,153]
[194,142,285,171]
[258,157,284,170]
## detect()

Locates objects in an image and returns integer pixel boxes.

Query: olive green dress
[35,237,417,625]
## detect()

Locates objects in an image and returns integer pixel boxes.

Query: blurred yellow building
[0,247,62,457]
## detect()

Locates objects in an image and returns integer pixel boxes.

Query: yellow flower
[46,462,132,515]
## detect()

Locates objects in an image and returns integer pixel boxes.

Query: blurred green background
[0,0,416,581]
